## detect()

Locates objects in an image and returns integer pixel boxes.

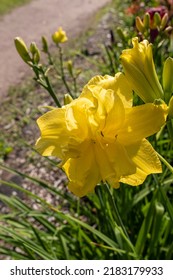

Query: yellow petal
[35,108,68,158]
[114,72,133,108]
[63,143,100,197]
[93,86,125,132]
[81,85,126,139]
[102,93,125,140]
[83,72,132,108]
[93,141,136,183]
[65,98,90,141]
[35,99,93,161]
[118,103,167,145]
[121,37,164,103]
[120,139,162,185]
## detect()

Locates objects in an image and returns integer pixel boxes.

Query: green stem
[167,118,173,146]
[72,74,77,95]
[44,75,61,107]
[32,64,61,107]
[58,45,73,97]
[104,183,138,259]
[157,152,173,174]
[105,183,129,238]
[47,50,54,65]
[153,175,173,225]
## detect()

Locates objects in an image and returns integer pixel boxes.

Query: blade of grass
[135,190,158,257]
[53,210,137,258]
[159,186,173,224]
[0,225,54,260]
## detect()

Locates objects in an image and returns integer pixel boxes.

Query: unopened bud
[136,17,145,33]
[154,12,161,27]
[165,26,173,34]
[67,60,73,76]
[64,93,73,105]
[30,42,40,64]
[30,42,37,54]
[160,13,168,30]
[34,51,40,64]
[163,57,173,101]
[42,36,48,53]
[143,13,150,29]
[14,37,31,63]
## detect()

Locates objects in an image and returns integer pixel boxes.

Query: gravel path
[0,0,110,98]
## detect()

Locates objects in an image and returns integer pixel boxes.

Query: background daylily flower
[146,6,168,42]
[35,74,167,197]
[120,37,164,103]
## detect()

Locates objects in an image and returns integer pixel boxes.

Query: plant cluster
[0,0,173,260]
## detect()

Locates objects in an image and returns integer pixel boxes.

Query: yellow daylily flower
[52,27,68,44]
[120,37,164,103]
[35,74,167,197]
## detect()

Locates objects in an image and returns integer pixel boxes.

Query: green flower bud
[160,13,168,30]
[67,60,73,76]
[143,13,150,29]
[64,93,73,105]
[30,42,37,54]
[30,42,40,64]
[136,16,145,33]
[154,12,161,28]
[164,26,173,34]
[162,57,173,101]
[42,36,48,53]
[34,51,40,64]
[14,37,31,63]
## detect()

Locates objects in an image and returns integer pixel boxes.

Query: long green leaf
[0,225,54,260]
[159,186,173,224]
[135,191,157,257]
[54,211,137,257]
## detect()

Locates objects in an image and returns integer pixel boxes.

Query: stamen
[100,131,104,137]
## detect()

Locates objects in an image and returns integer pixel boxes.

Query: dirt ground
[0,0,110,99]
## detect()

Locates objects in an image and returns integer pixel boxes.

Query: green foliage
[0,0,31,15]
[0,158,172,260]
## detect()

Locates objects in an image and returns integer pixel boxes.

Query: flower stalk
[57,44,73,97]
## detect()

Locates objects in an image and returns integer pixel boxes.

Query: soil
[0,0,111,98]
